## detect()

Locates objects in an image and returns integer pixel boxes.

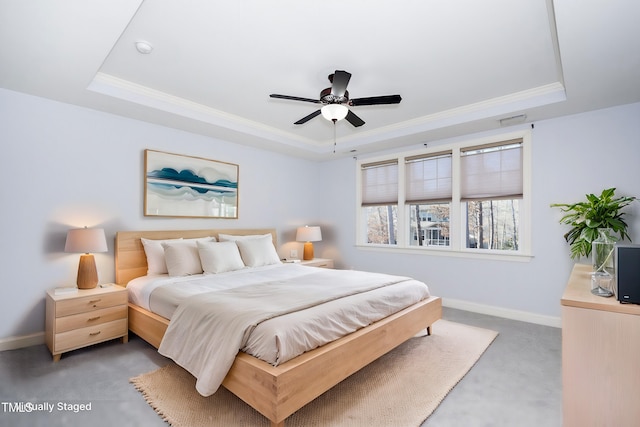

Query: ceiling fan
[270,70,402,127]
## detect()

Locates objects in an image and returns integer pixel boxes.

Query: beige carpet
[130,319,498,427]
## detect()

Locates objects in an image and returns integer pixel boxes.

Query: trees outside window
[466,200,519,250]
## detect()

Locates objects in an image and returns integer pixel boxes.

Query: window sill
[355,244,534,262]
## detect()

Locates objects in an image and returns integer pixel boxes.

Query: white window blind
[405,151,452,203]
[361,160,398,206]
[460,140,523,200]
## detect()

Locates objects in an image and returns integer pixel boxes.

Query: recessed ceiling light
[135,41,153,54]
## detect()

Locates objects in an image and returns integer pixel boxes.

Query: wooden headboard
[114,228,277,286]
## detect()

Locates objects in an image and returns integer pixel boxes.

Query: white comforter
[154,265,429,396]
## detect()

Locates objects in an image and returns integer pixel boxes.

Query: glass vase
[591,228,617,297]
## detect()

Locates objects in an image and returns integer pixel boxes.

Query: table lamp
[65,227,108,289]
[296,226,322,260]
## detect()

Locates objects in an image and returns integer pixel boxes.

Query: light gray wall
[316,102,640,321]
[2,86,639,341]
[0,88,323,340]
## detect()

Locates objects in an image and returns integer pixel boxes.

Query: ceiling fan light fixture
[321,104,348,122]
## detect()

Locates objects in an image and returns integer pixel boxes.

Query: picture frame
[144,149,239,218]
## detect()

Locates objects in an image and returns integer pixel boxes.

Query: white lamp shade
[321,104,348,121]
[65,227,108,253]
[296,226,322,242]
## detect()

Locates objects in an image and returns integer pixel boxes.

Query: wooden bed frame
[115,228,442,427]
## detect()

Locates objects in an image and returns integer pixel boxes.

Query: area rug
[130,319,498,427]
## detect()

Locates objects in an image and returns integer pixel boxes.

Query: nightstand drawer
[54,318,128,353]
[300,258,334,268]
[55,291,127,317]
[56,305,127,333]
[311,260,333,268]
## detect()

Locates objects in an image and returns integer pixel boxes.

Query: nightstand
[45,285,128,362]
[300,258,334,268]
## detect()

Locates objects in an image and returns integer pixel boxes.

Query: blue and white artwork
[144,150,239,218]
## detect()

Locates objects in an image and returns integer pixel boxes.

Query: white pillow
[141,237,215,275]
[235,235,282,267]
[197,241,245,274]
[218,233,272,242]
[141,237,183,274]
[161,238,214,276]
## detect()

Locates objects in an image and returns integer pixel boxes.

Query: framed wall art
[144,149,239,218]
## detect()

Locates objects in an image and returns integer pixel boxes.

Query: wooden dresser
[45,285,128,361]
[561,263,640,427]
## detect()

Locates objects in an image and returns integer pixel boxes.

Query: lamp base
[303,242,315,261]
[77,254,99,289]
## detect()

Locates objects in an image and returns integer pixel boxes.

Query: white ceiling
[1,0,639,160]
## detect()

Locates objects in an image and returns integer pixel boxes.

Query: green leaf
[601,188,616,199]
[551,188,637,259]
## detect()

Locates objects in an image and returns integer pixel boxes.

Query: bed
[115,228,442,427]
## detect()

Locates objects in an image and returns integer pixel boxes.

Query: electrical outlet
[290,249,298,258]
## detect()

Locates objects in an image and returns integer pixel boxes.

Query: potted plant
[551,188,636,259]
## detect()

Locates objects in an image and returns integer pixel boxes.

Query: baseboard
[0,332,45,352]
[442,298,561,328]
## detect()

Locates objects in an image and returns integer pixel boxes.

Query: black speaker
[616,244,640,304]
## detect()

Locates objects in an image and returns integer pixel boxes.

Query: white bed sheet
[127,264,430,367]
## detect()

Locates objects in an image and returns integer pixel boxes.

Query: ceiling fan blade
[331,70,352,98]
[294,109,322,125]
[350,95,402,106]
[270,94,321,104]
[345,110,365,127]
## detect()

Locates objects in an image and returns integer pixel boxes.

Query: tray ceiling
[1,0,639,159]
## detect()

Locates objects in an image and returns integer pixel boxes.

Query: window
[405,152,452,247]
[460,141,523,250]
[361,160,398,244]
[356,131,531,258]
